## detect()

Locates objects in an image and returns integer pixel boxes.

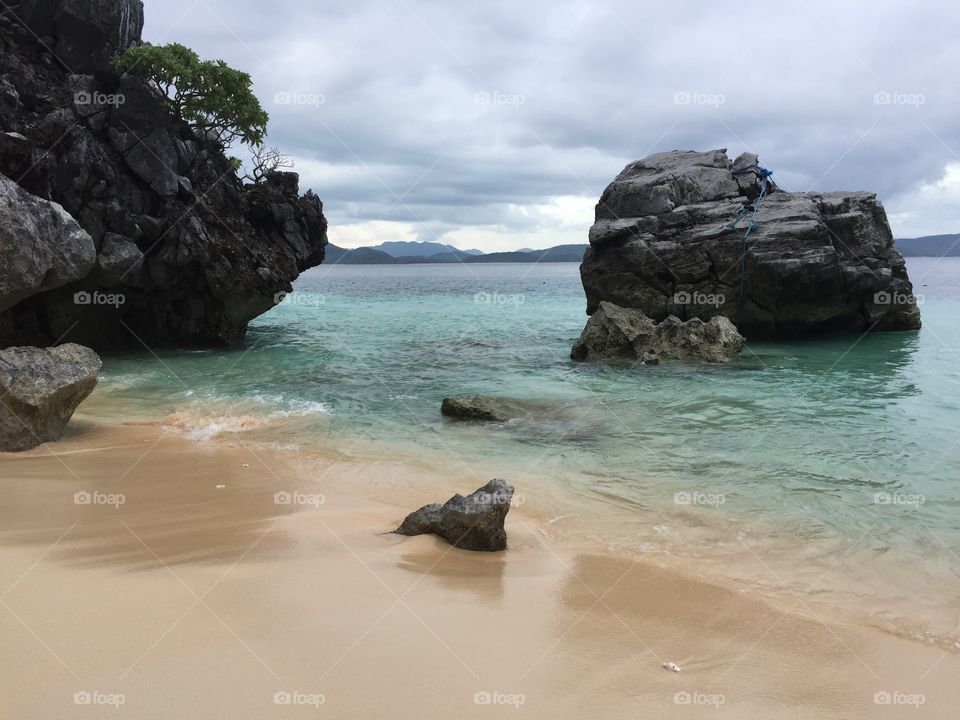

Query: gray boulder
[95,232,144,287]
[0,343,101,451]
[571,301,745,363]
[441,395,556,422]
[580,149,921,338]
[0,172,96,312]
[394,479,514,551]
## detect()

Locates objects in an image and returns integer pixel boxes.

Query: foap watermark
[873,91,925,108]
[874,691,925,708]
[474,91,525,108]
[274,491,326,509]
[274,91,325,108]
[474,691,526,708]
[873,491,925,507]
[74,490,125,508]
[474,291,525,307]
[74,91,125,108]
[74,290,125,308]
[674,691,726,708]
[474,491,527,508]
[273,291,326,308]
[874,291,923,305]
[674,490,725,509]
[273,691,325,707]
[673,90,725,108]
[673,290,725,308]
[74,691,126,708]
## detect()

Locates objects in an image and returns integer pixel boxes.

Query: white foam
[162,412,263,441]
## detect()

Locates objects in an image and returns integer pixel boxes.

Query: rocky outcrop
[580,149,921,339]
[571,301,744,363]
[441,395,556,422]
[0,172,95,312]
[394,479,514,551]
[0,343,100,451]
[0,0,327,349]
[15,0,145,73]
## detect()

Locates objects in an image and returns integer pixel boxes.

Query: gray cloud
[144,0,960,247]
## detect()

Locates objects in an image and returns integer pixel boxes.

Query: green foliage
[114,43,268,148]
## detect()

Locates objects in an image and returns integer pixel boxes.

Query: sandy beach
[1,419,956,719]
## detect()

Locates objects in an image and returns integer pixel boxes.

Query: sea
[82,257,960,649]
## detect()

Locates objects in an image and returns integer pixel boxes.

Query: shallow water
[85,258,960,646]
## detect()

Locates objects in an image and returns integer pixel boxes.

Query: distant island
[323,236,960,264]
[896,234,960,257]
[325,241,589,264]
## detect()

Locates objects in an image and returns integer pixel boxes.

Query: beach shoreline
[1,417,957,718]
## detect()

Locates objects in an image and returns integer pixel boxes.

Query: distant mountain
[324,245,396,264]
[896,234,960,257]
[323,244,588,265]
[464,244,588,263]
[370,241,482,258]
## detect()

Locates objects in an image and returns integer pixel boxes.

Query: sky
[143,0,960,252]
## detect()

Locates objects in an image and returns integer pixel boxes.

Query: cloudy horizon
[144,0,959,252]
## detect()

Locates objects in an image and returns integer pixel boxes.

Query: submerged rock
[580,149,921,338]
[0,343,101,451]
[441,395,555,422]
[571,301,744,363]
[394,479,514,551]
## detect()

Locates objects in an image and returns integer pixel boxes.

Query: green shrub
[115,43,268,148]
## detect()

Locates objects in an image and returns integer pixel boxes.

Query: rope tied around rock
[727,163,774,315]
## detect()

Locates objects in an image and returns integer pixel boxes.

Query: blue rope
[728,164,773,312]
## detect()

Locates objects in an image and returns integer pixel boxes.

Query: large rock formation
[571,301,744,363]
[0,343,100,451]
[580,149,921,339]
[0,0,327,349]
[394,479,514,552]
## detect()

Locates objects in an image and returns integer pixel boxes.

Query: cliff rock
[0,0,327,349]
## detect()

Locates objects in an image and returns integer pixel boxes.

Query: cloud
[887,163,960,238]
[143,0,960,250]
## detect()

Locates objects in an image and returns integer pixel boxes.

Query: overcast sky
[144,0,959,251]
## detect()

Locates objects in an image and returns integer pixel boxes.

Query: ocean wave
[161,396,331,442]
[268,399,332,417]
[162,412,265,441]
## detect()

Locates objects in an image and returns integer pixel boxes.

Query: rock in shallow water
[441,395,556,422]
[580,149,921,338]
[571,301,745,363]
[0,343,101,451]
[394,479,514,551]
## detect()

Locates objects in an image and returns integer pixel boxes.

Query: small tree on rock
[114,43,268,148]
[243,145,294,184]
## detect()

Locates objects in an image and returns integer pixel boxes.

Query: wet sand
[0,420,957,718]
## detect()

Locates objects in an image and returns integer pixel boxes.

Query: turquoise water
[88,258,960,644]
